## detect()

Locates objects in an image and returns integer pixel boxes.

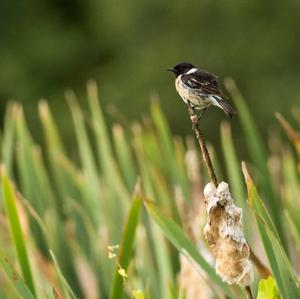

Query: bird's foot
[190,114,199,130]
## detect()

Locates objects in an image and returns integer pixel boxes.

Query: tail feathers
[215,98,236,118]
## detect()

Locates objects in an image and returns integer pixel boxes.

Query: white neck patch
[185,67,198,74]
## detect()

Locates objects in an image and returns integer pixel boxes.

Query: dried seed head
[203,182,253,287]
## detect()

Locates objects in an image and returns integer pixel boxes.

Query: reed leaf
[1,172,36,296]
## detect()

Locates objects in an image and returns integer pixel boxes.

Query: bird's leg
[197,107,207,120]
[190,108,207,130]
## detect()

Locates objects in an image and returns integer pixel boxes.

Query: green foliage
[257,277,280,299]
[243,164,300,299]
[49,251,77,299]
[1,0,300,145]
[144,198,235,298]
[0,254,36,299]
[225,79,286,248]
[132,289,144,299]
[0,82,300,298]
[110,191,142,299]
[1,172,36,297]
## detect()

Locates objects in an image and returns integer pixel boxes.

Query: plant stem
[188,106,218,187]
[245,286,253,299]
[187,106,271,281]
[250,248,271,278]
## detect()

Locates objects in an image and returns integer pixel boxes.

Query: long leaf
[225,79,285,247]
[221,122,251,238]
[257,276,280,299]
[132,126,174,299]
[242,163,300,299]
[39,101,79,208]
[112,124,137,192]
[109,189,143,299]
[1,172,36,296]
[0,255,36,299]
[50,251,77,299]
[87,80,130,203]
[144,199,235,298]
[221,122,246,207]
[67,92,103,225]
[275,112,300,157]
[2,103,17,177]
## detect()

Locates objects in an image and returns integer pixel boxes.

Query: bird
[167,62,235,119]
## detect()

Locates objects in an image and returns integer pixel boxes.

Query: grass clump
[0,80,299,298]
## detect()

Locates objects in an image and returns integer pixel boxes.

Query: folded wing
[181,69,226,99]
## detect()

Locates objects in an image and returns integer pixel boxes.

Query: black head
[167,62,196,77]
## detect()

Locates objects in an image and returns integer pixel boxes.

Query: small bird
[167,62,235,119]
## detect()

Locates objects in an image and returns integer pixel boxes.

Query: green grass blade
[257,276,280,299]
[2,103,17,177]
[67,92,103,225]
[87,80,130,203]
[132,125,175,299]
[1,172,36,296]
[109,188,143,299]
[112,124,137,191]
[275,112,300,157]
[86,80,114,169]
[39,101,78,206]
[16,104,83,296]
[224,80,267,173]
[39,102,82,205]
[150,98,189,204]
[221,122,246,207]
[67,199,113,296]
[0,255,36,299]
[149,221,174,299]
[242,163,300,299]
[263,222,300,299]
[15,106,55,215]
[173,136,190,199]
[225,79,285,247]
[150,99,176,176]
[242,163,278,236]
[281,148,300,204]
[50,251,77,299]
[221,122,251,238]
[144,199,235,298]
[285,211,300,255]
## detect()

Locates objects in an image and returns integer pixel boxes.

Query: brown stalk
[187,106,269,299]
[250,249,271,278]
[245,286,253,299]
[188,106,218,187]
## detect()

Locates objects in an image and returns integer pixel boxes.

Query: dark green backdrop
[1,0,299,146]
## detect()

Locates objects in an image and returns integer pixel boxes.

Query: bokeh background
[1,0,300,145]
[1,2,300,298]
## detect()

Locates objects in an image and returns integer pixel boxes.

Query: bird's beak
[166,68,175,73]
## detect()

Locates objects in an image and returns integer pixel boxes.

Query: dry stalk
[245,286,253,299]
[188,107,271,281]
[188,106,218,187]
[249,249,271,278]
[187,107,258,298]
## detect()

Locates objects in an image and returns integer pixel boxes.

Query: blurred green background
[1,2,300,298]
[1,0,300,144]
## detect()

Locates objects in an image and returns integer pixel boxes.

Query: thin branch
[250,249,271,278]
[187,106,218,187]
[245,286,253,299]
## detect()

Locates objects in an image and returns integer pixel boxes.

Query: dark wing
[181,69,226,98]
